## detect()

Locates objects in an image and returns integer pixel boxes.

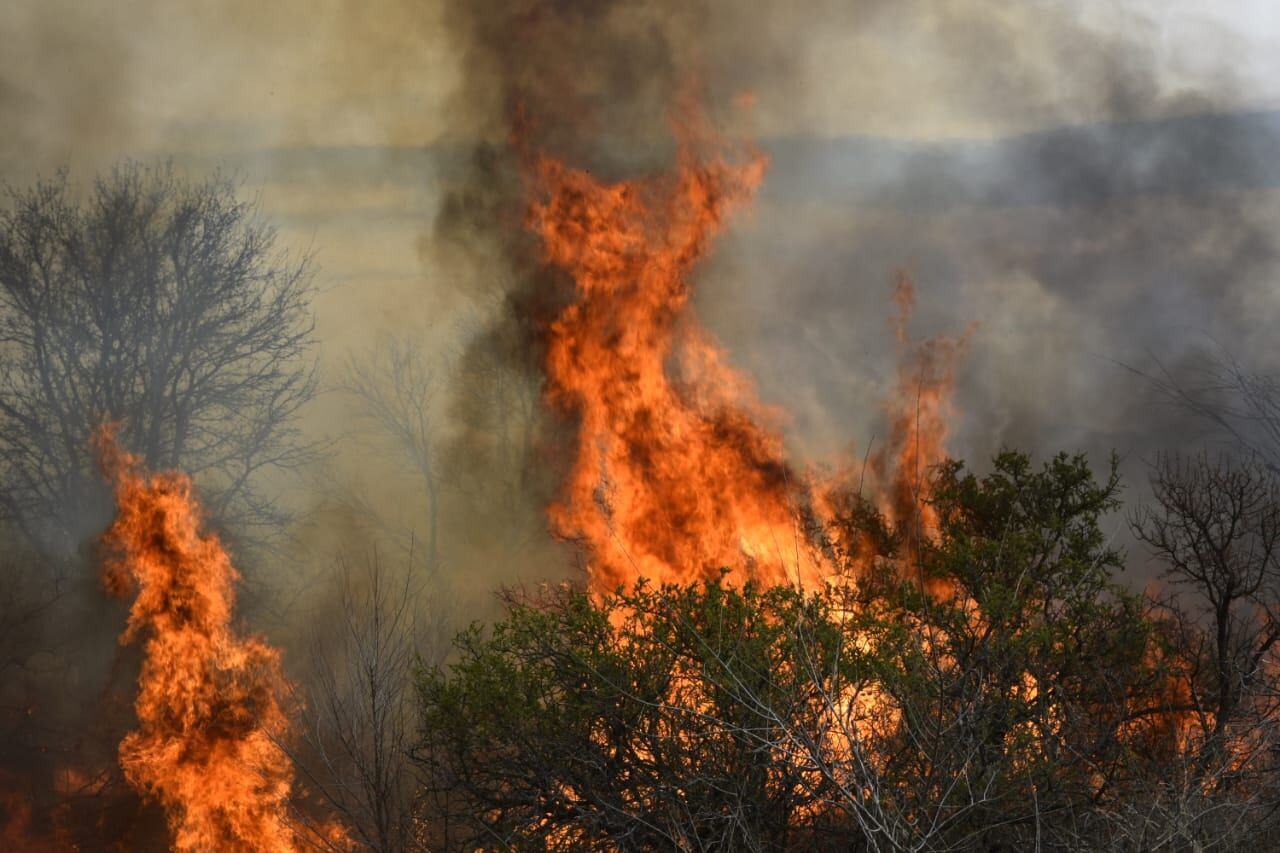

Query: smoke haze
[2,0,1280,623]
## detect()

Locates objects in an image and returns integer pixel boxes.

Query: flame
[528,108,966,593]
[93,426,299,852]
[0,777,65,852]
[870,273,971,581]
[875,274,966,530]
[528,116,839,592]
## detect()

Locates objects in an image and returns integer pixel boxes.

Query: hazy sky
[2,1,1276,378]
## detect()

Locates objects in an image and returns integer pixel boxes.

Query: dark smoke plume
[425,0,1280,583]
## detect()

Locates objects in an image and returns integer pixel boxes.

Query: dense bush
[413,451,1280,851]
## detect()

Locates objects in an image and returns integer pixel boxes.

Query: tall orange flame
[528,119,836,592]
[528,111,966,593]
[94,426,299,852]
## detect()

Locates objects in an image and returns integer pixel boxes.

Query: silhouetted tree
[290,555,436,853]
[0,161,317,555]
[1132,452,1280,756]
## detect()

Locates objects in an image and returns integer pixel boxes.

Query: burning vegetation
[94,426,301,851]
[408,100,1280,850]
[529,112,815,590]
[2,5,1280,849]
[529,106,966,595]
[0,105,1277,850]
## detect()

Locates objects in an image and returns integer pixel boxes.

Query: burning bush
[412,450,1273,851]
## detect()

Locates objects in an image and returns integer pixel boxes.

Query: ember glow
[94,427,299,852]
[528,110,965,593]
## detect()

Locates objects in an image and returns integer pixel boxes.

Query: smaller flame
[871,273,972,569]
[94,425,299,852]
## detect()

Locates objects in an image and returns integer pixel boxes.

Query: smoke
[421,0,1280,586]
[5,0,1274,571]
[0,0,1271,663]
[715,120,1280,472]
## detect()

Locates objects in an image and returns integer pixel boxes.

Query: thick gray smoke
[0,0,1273,635]
[720,114,1280,467]
[6,0,1271,584]
[429,0,1280,580]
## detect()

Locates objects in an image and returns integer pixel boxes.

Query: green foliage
[415,576,873,850]
[413,449,1275,851]
[868,452,1165,847]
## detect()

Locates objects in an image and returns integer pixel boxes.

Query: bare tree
[1126,349,1280,844]
[1129,452,1280,847]
[1131,453,1280,746]
[1095,734,1279,852]
[338,308,549,575]
[291,554,440,852]
[0,161,318,555]
[339,339,443,569]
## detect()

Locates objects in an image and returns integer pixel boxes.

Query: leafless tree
[291,554,442,852]
[1131,453,1280,747]
[1094,742,1279,852]
[338,308,549,574]
[0,161,318,556]
[1129,453,1280,848]
[339,340,442,569]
